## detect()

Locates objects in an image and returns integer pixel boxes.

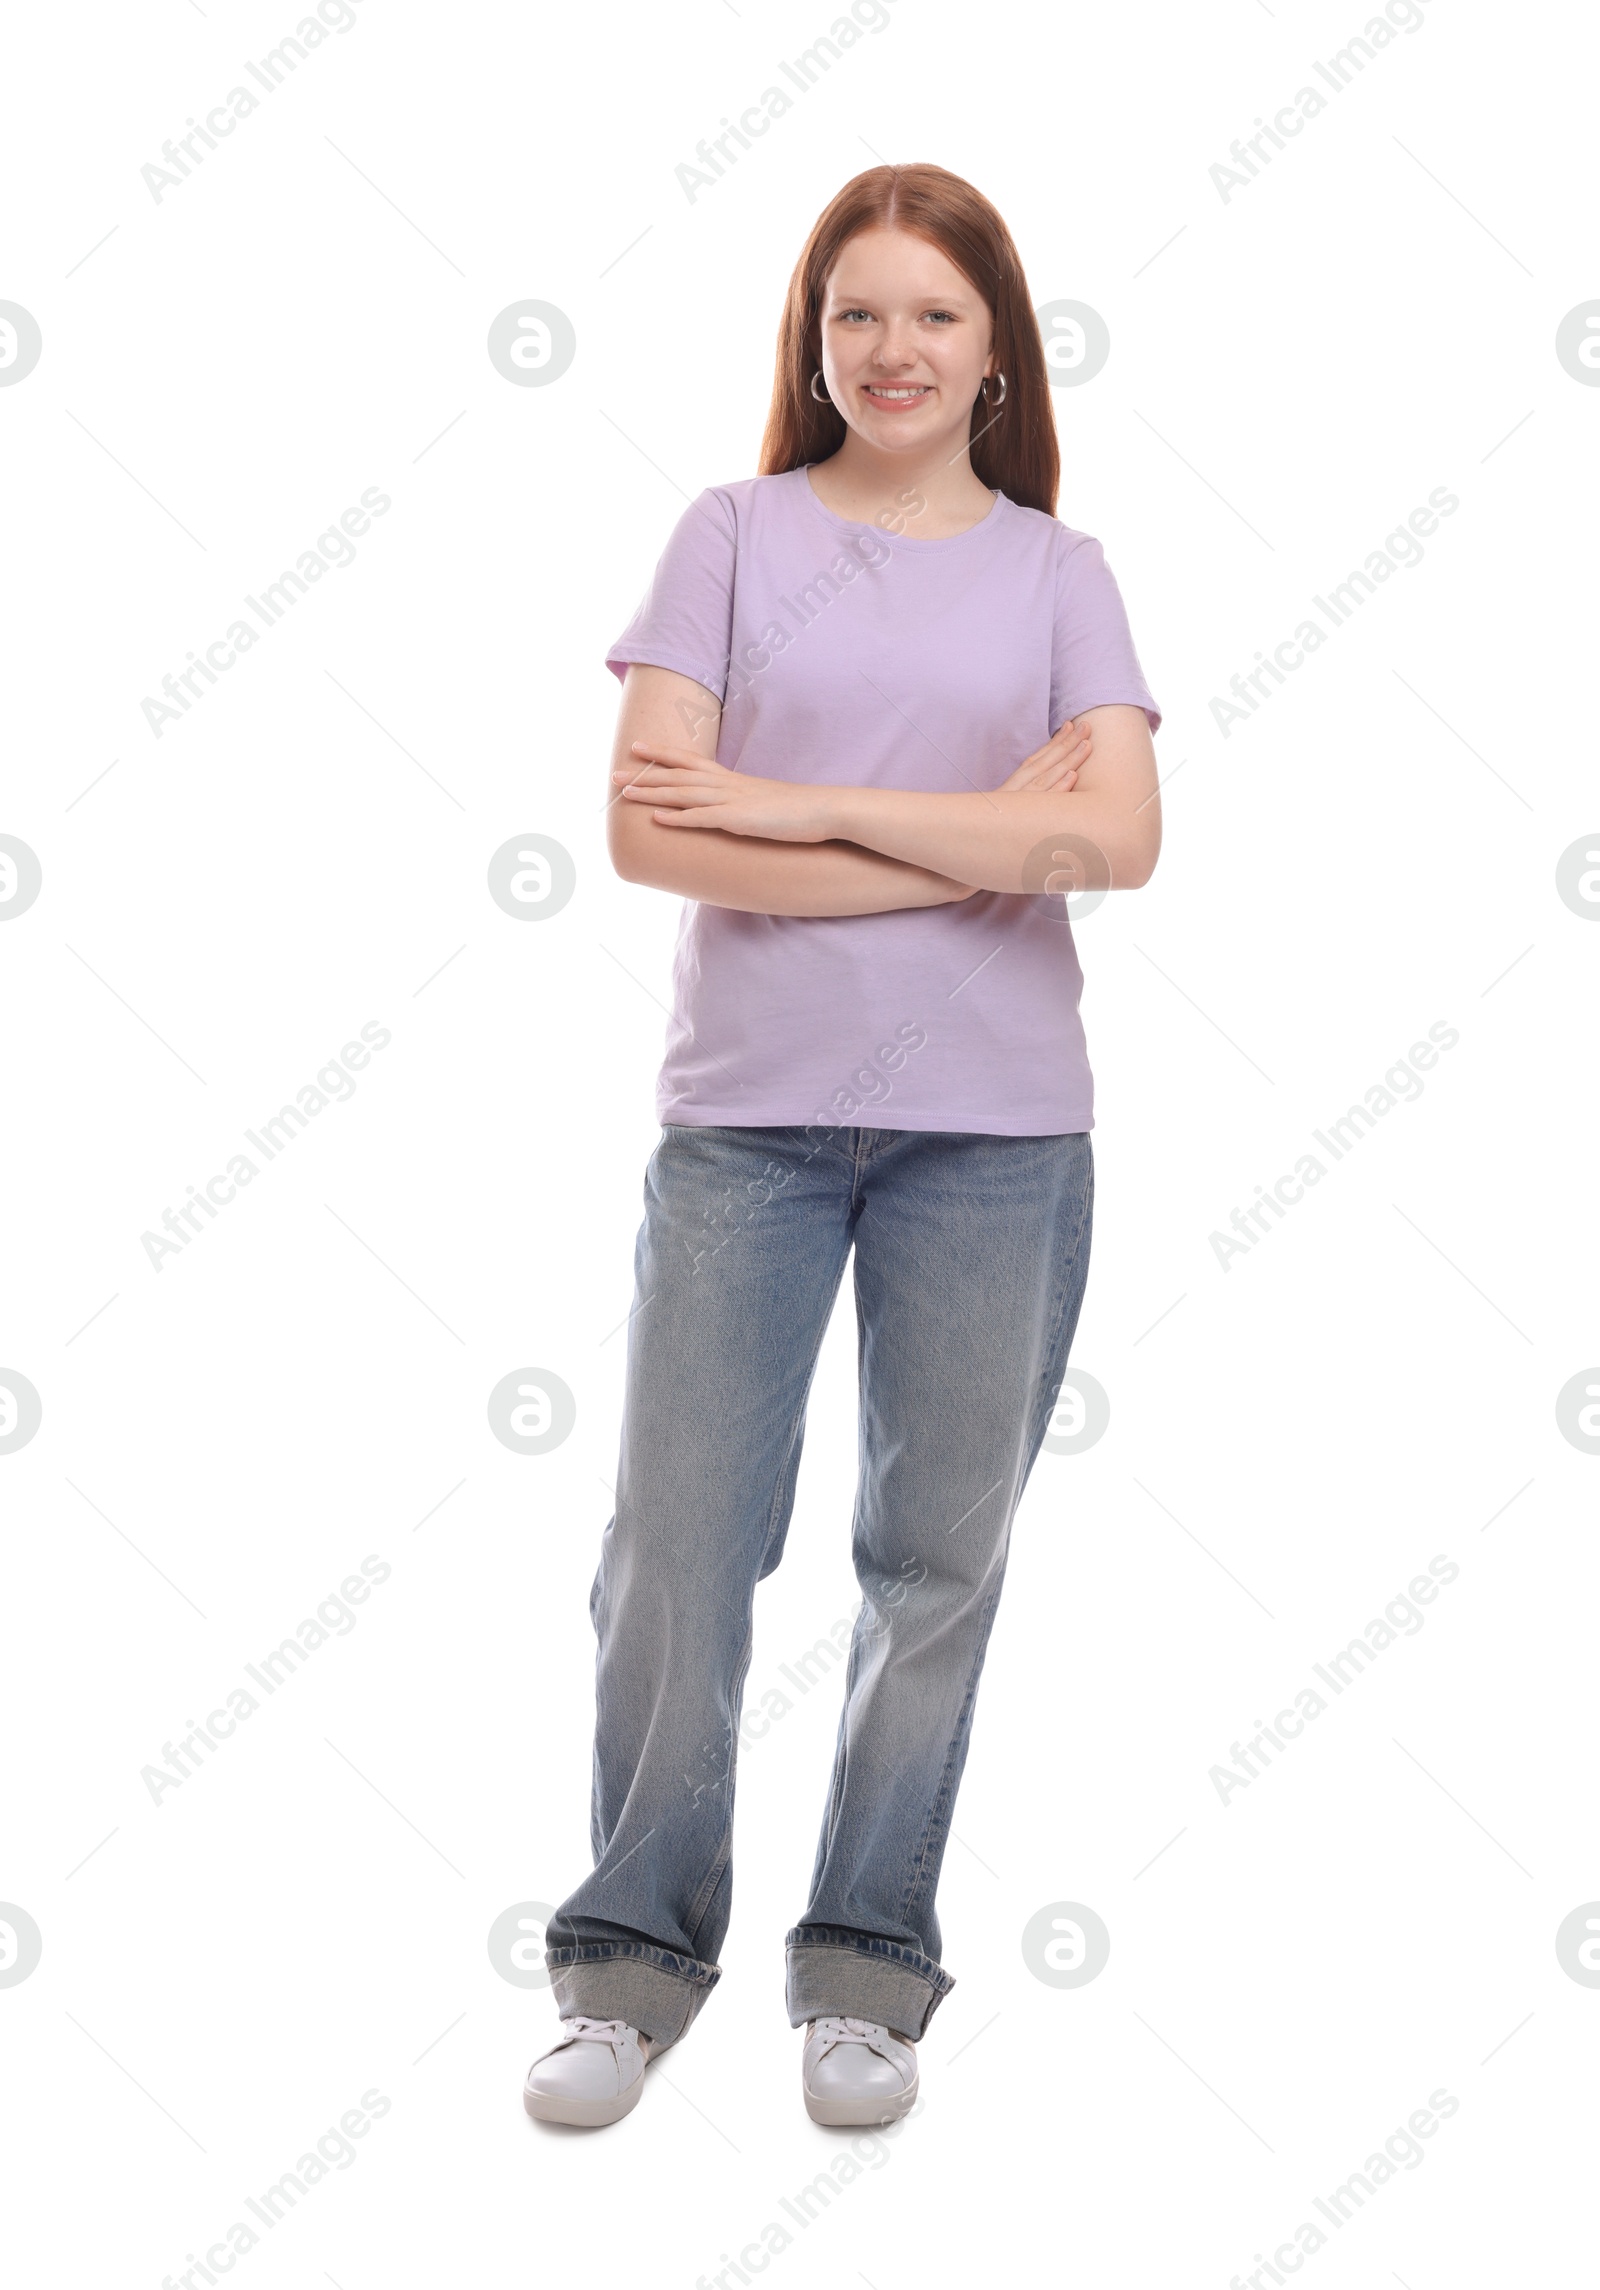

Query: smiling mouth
[863,384,933,401]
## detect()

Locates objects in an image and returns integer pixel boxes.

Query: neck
[815,423,995,531]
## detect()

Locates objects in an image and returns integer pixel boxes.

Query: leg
[546,1123,856,2044]
[786,1126,1094,2038]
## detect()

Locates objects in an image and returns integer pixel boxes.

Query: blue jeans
[545,1122,1094,2044]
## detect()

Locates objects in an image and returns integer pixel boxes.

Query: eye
[923,309,957,324]
[838,307,874,323]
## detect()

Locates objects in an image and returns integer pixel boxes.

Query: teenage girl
[525,161,1162,2129]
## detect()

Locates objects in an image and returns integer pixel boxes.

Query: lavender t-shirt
[606,465,1160,1136]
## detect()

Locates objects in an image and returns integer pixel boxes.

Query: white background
[2,0,1597,2283]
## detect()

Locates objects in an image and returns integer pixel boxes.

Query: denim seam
[897,1563,1009,1934]
[786,1926,954,1994]
[1027,1140,1094,1459]
[683,1614,755,1947]
[759,1388,811,1566]
[897,1144,1092,1933]
[814,1597,864,1869]
[546,1938,718,1984]
[792,1122,855,1170]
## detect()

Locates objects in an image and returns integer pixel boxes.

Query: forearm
[611,821,973,916]
[824,784,1160,894]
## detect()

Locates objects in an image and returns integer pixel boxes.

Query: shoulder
[1041,515,1132,602]
[1035,509,1107,568]
[691,468,807,527]
[992,498,1108,576]
[653,470,805,564]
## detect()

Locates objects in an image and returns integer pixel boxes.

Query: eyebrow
[826,288,976,307]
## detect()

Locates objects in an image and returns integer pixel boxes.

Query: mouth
[863,383,934,405]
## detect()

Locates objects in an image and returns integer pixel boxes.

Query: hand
[614,743,839,842]
[996,716,1093,795]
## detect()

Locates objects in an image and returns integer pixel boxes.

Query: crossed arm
[605,663,1161,915]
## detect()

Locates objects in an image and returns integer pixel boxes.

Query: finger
[1037,744,1088,785]
[615,760,717,786]
[626,748,692,773]
[1026,738,1085,782]
[1014,732,1065,774]
[627,782,723,807]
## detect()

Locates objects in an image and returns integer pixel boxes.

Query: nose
[869,334,920,370]
[871,321,921,370]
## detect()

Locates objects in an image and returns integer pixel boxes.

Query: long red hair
[758,163,1059,518]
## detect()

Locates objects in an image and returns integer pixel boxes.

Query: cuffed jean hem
[784,1925,956,2040]
[546,1942,719,2047]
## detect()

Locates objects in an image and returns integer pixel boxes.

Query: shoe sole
[523,2071,647,2128]
[802,2071,919,2128]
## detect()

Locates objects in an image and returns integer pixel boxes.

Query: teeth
[869,386,929,398]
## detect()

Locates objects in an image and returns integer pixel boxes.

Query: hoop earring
[809,369,831,404]
[981,370,1008,407]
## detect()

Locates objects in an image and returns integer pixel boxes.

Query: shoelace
[810,2014,903,2060]
[558,2015,635,2053]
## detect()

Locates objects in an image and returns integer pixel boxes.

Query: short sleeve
[604,488,737,702]
[1051,528,1161,736]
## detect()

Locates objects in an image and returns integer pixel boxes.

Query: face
[816,226,995,453]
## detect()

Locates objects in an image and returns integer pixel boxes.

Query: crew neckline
[797,464,1009,550]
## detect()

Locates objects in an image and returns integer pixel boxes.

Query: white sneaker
[801,2015,919,2126]
[523,2016,655,2127]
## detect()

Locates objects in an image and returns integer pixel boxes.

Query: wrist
[825,785,872,844]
